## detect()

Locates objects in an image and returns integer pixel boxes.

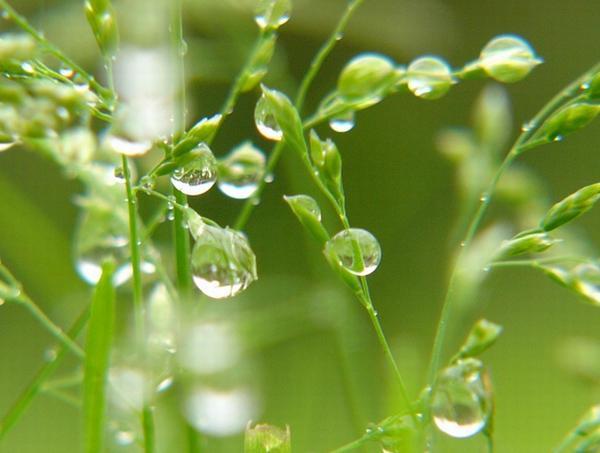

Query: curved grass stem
[425,60,600,408]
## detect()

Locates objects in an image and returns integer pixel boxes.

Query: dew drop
[479,192,489,202]
[191,226,257,299]
[105,134,152,157]
[264,173,274,183]
[156,376,174,393]
[520,120,536,132]
[59,67,75,78]
[113,166,125,182]
[254,94,282,141]
[431,358,492,438]
[114,430,135,446]
[217,142,266,200]
[553,134,564,142]
[407,56,453,100]
[254,0,291,30]
[171,144,217,196]
[21,62,34,74]
[580,82,591,91]
[329,111,355,133]
[324,228,381,276]
[167,210,175,221]
[479,35,542,83]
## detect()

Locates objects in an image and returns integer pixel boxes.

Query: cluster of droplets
[217,142,266,199]
[431,358,493,438]
[171,143,218,196]
[324,228,381,276]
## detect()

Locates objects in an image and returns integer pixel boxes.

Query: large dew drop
[171,144,217,196]
[217,142,266,199]
[191,226,257,299]
[325,228,381,276]
[407,56,453,100]
[431,358,492,439]
[254,94,282,141]
[254,0,291,30]
[479,35,541,83]
[329,111,356,133]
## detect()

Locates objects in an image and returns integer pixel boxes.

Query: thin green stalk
[0,306,90,440]
[425,60,600,395]
[234,0,366,231]
[0,260,85,359]
[329,434,371,453]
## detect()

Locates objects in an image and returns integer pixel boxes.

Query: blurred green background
[0,0,599,452]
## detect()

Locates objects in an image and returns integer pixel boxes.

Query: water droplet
[407,56,453,100]
[167,210,175,221]
[106,134,152,157]
[21,62,34,74]
[431,358,492,438]
[553,134,564,142]
[184,387,258,437]
[254,0,291,30]
[59,67,75,78]
[114,430,135,446]
[178,39,188,57]
[580,82,591,91]
[191,226,257,299]
[521,120,536,132]
[573,263,600,306]
[479,192,489,202]
[479,35,542,83]
[460,241,466,247]
[113,166,125,182]
[329,111,356,133]
[325,228,381,276]
[217,142,266,200]
[171,144,217,196]
[140,175,155,192]
[264,173,274,183]
[44,347,58,362]
[156,376,174,393]
[254,94,282,141]
[284,194,322,221]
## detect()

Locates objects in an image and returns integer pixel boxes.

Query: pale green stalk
[425,61,600,402]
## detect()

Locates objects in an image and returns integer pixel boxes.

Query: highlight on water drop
[407,56,454,100]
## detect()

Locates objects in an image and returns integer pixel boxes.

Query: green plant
[0,0,598,452]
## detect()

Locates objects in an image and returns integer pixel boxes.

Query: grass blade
[83,261,116,453]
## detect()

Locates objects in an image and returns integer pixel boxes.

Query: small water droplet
[521,120,536,132]
[140,175,155,192]
[178,39,188,57]
[167,210,175,221]
[553,134,564,142]
[329,111,355,133]
[482,266,491,273]
[191,226,257,299]
[479,192,489,202]
[171,144,217,196]
[264,173,274,183]
[431,358,492,438]
[580,82,590,90]
[460,241,466,247]
[156,376,174,393]
[407,56,453,100]
[325,228,381,276]
[113,166,125,182]
[21,62,34,74]
[44,348,58,362]
[254,94,282,141]
[59,67,75,78]
[114,430,135,446]
[217,142,266,200]
[254,0,291,30]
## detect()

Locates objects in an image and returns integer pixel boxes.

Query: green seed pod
[244,423,291,453]
[284,194,329,245]
[541,261,600,307]
[406,56,454,100]
[309,129,325,167]
[494,231,557,259]
[369,414,418,453]
[177,114,223,155]
[84,0,119,58]
[184,207,206,241]
[323,244,362,294]
[479,35,542,83]
[0,34,37,61]
[455,319,503,361]
[322,138,342,186]
[540,183,600,231]
[240,33,277,93]
[556,405,600,452]
[337,53,396,106]
[539,102,600,141]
